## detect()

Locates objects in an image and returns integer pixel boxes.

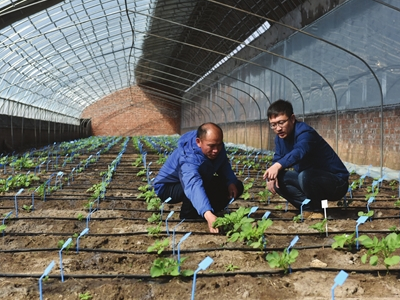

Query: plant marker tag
[191,256,213,300]
[367,196,375,221]
[177,232,192,273]
[321,200,329,236]
[2,211,13,237]
[331,270,348,300]
[172,219,186,255]
[356,216,368,249]
[371,180,379,193]
[224,197,235,212]
[165,210,174,236]
[248,206,258,217]
[39,260,55,300]
[76,228,89,253]
[14,188,24,218]
[262,211,271,219]
[300,199,311,222]
[160,197,172,221]
[287,235,299,274]
[59,238,72,282]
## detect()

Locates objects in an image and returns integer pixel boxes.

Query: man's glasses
[270,118,289,129]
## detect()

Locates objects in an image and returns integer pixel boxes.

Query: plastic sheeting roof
[0,0,305,124]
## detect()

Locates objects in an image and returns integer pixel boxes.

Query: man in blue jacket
[153,122,243,233]
[263,100,349,218]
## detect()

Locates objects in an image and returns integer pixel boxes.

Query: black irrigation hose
[0,266,399,280]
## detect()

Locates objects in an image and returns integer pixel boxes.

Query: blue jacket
[153,130,237,216]
[273,121,349,180]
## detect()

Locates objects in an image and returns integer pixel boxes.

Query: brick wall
[81,86,180,136]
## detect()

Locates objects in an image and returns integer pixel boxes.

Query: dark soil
[0,141,400,300]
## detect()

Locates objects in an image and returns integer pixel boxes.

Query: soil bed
[0,141,400,299]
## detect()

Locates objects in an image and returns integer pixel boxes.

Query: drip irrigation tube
[0,266,398,280]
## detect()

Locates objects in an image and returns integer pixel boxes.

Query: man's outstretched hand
[204,210,218,233]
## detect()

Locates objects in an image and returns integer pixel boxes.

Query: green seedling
[358,232,400,273]
[389,180,397,190]
[22,204,33,212]
[147,222,162,236]
[394,200,400,208]
[358,210,374,217]
[77,213,84,221]
[147,197,162,210]
[225,263,240,272]
[292,214,302,223]
[148,213,161,223]
[156,155,167,165]
[138,184,152,192]
[79,291,93,300]
[309,219,327,234]
[136,169,147,177]
[57,239,73,252]
[84,201,95,211]
[0,224,6,233]
[147,238,170,254]
[266,248,299,274]
[150,257,193,277]
[274,205,283,210]
[86,182,104,200]
[212,207,252,234]
[331,232,356,251]
[257,189,272,202]
[228,218,273,250]
[132,156,143,167]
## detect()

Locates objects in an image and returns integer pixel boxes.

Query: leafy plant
[358,210,374,217]
[266,248,299,274]
[225,263,240,272]
[292,214,302,223]
[0,224,6,233]
[358,232,400,272]
[147,197,162,211]
[77,213,84,221]
[331,232,356,251]
[148,213,161,223]
[86,182,104,200]
[150,257,193,277]
[257,189,272,202]
[132,156,143,167]
[228,218,273,250]
[57,239,74,251]
[136,169,147,177]
[309,219,327,234]
[147,222,162,236]
[79,291,93,300]
[147,238,170,254]
[274,205,283,210]
[212,207,252,234]
[22,204,33,212]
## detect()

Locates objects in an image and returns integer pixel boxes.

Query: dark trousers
[274,169,349,211]
[158,176,244,219]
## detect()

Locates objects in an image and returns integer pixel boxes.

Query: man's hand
[263,162,282,181]
[204,210,219,233]
[227,183,238,199]
[266,179,278,194]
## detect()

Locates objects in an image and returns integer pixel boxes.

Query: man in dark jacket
[153,122,243,233]
[263,100,349,218]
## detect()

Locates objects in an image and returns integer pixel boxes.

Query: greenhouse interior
[1,0,400,299]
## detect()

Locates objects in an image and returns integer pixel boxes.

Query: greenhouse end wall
[0,115,91,154]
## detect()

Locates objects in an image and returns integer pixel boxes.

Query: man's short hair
[196,122,223,139]
[267,99,294,119]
